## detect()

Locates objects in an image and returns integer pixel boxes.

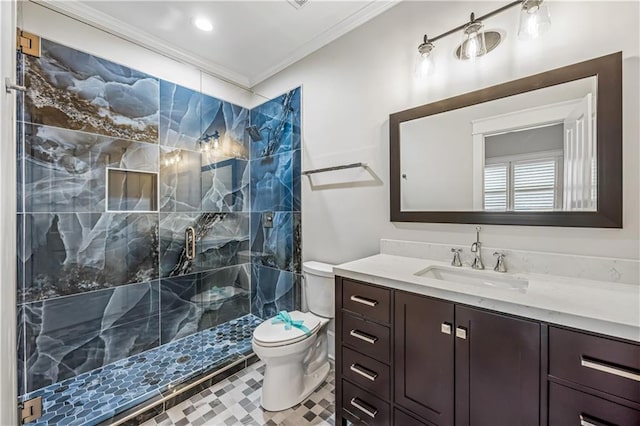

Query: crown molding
[32,0,252,89]
[31,0,400,90]
[248,0,400,86]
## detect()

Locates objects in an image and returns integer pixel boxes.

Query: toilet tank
[303,261,335,318]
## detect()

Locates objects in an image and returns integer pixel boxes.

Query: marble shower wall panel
[24,124,158,213]
[160,212,249,278]
[21,213,159,302]
[293,212,301,274]
[159,264,250,345]
[251,151,293,212]
[250,212,294,272]
[251,265,299,319]
[201,158,250,212]
[293,149,301,212]
[197,213,250,272]
[159,81,249,158]
[250,87,301,159]
[248,87,303,319]
[23,38,159,143]
[160,148,202,212]
[22,281,160,394]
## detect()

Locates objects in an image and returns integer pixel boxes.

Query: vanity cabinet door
[455,306,541,426]
[394,291,455,426]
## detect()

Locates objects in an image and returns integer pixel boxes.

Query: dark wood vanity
[335,276,640,426]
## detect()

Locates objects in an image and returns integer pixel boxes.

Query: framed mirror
[390,52,622,227]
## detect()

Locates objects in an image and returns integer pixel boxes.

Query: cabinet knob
[441,322,452,335]
[456,327,467,339]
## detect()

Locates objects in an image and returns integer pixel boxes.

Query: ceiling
[40,0,399,88]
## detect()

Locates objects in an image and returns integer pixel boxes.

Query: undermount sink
[415,265,529,291]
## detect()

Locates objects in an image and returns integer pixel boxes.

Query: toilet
[252,261,335,412]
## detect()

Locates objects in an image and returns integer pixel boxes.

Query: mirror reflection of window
[483,124,564,212]
[480,93,597,212]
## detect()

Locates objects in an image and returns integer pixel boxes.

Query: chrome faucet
[493,252,507,273]
[470,226,484,270]
[450,248,463,267]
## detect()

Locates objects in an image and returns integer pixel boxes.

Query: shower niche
[106,168,158,212]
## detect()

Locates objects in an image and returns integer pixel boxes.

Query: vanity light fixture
[163,151,182,167]
[518,0,551,39]
[459,14,487,61]
[414,0,550,72]
[199,130,221,153]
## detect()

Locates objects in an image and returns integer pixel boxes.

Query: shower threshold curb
[102,352,259,426]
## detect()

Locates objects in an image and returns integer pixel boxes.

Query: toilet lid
[253,311,321,347]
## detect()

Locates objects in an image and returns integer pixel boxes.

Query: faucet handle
[451,248,463,267]
[493,252,507,273]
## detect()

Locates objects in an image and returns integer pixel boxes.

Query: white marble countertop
[335,254,640,342]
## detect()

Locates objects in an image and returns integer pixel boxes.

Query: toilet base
[260,361,331,412]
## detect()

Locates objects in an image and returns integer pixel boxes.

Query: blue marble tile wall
[16,37,253,397]
[250,88,302,319]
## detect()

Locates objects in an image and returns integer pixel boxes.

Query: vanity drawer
[549,327,640,404]
[342,346,390,399]
[549,382,640,426]
[342,313,390,364]
[394,408,436,426]
[342,279,390,324]
[342,380,390,426]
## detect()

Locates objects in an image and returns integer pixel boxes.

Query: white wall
[20,1,255,108]
[253,1,640,264]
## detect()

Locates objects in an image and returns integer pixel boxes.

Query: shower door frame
[0,0,19,424]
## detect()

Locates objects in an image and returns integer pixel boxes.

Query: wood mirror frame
[389,52,622,227]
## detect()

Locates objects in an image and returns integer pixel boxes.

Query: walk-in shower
[15,31,302,425]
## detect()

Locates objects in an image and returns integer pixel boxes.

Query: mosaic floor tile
[20,314,262,426]
[142,361,335,426]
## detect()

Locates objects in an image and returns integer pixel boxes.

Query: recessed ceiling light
[194,17,213,32]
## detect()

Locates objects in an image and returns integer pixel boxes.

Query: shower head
[245,125,263,142]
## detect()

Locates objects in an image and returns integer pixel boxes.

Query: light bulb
[518,0,551,39]
[415,37,435,78]
[213,139,220,150]
[466,33,479,58]
[460,18,486,61]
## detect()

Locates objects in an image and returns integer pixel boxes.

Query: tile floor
[20,314,262,426]
[142,362,336,426]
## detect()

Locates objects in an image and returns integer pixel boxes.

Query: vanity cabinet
[394,292,540,426]
[454,305,540,426]
[335,276,640,426]
[394,292,454,426]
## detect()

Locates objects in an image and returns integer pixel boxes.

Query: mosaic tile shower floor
[21,314,263,426]
[142,361,335,426]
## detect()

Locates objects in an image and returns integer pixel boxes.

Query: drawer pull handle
[350,397,378,418]
[581,357,640,382]
[350,329,378,344]
[580,414,608,426]
[350,295,378,307]
[441,322,452,335]
[350,363,378,381]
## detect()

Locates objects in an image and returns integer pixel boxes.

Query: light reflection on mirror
[399,76,597,212]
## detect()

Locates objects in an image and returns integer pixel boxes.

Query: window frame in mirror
[389,52,622,227]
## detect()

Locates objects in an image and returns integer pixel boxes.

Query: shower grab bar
[302,162,367,176]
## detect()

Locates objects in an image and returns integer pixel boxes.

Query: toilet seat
[253,311,322,347]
